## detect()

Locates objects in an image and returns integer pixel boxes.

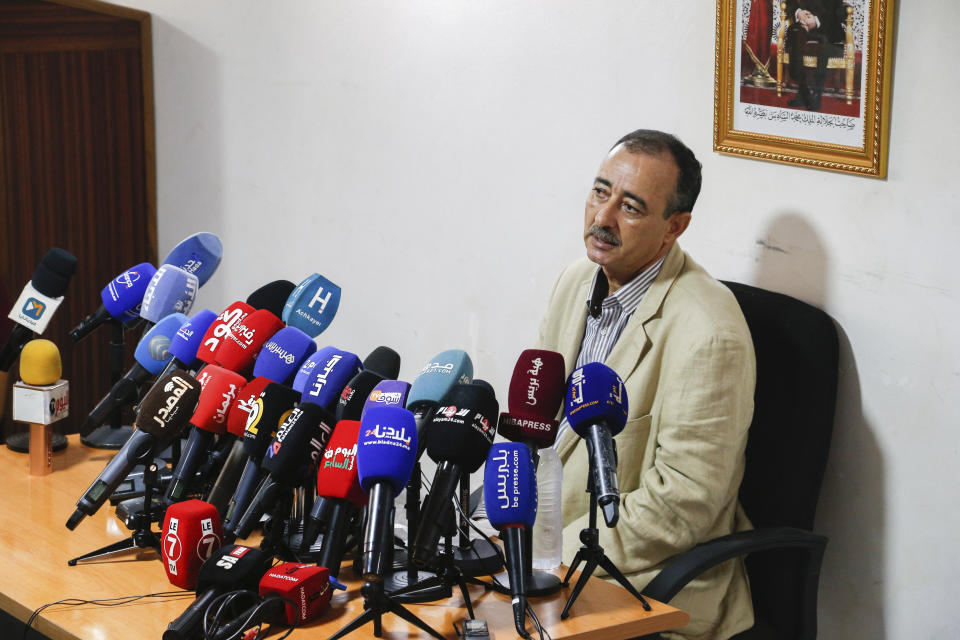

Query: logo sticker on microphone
[22,298,45,320]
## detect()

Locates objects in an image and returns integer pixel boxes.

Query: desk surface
[0,435,689,639]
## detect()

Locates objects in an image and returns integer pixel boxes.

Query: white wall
[116,1,958,636]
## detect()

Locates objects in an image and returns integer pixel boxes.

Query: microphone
[161,499,223,590]
[484,442,538,639]
[251,326,317,384]
[229,402,335,541]
[411,383,498,568]
[214,308,284,377]
[564,362,628,527]
[67,370,201,529]
[335,369,384,422]
[19,339,62,386]
[163,545,272,640]
[69,262,157,341]
[498,349,566,451]
[306,419,367,572]
[162,232,223,287]
[80,313,188,435]
[298,348,362,410]
[356,406,418,581]
[165,364,246,504]
[223,382,300,533]
[291,346,334,394]
[140,264,199,325]
[247,280,296,317]
[405,349,474,456]
[362,379,411,420]
[361,346,400,379]
[1,248,78,371]
[194,301,256,366]
[282,273,341,337]
[167,309,219,371]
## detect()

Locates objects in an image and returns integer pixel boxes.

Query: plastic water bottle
[532,447,563,570]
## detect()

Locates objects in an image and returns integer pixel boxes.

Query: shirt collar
[586,254,667,318]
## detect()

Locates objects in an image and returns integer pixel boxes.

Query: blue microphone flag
[101,262,157,321]
[253,326,318,384]
[484,442,537,530]
[162,232,223,287]
[140,265,199,323]
[357,406,417,494]
[134,313,188,374]
[564,362,628,437]
[282,273,340,338]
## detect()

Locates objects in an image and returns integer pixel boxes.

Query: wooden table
[0,435,689,639]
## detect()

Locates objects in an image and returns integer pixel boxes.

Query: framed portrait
[713,0,895,177]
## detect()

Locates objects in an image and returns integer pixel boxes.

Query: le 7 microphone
[69,262,157,342]
[67,370,201,530]
[282,273,340,337]
[484,442,538,640]
[357,406,418,581]
[565,362,628,528]
[1,248,77,371]
[161,499,223,590]
[80,313,188,435]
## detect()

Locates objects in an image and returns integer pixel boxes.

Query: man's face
[583,145,691,290]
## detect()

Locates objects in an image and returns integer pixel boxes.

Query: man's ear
[666,211,692,243]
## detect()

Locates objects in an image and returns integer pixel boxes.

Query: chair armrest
[640,527,827,604]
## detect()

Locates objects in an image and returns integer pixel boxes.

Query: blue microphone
[282,273,340,338]
[252,326,318,385]
[140,265,199,324]
[361,379,411,419]
[162,232,223,287]
[564,362,628,527]
[357,406,417,581]
[81,313,188,434]
[406,349,473,454]
[69,263,158,341]
[299,348,362,410]
[168,309,219,370]
[484,442,538,639]
[291,346,334,394]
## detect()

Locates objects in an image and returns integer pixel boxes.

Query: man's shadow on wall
[752,214,886,639]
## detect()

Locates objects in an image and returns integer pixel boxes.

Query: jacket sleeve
[561,330,755,573]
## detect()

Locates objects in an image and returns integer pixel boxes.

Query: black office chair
[639,282,839,640]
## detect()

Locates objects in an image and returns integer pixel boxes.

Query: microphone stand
[68,460,163,565]
[82,319,135,449]
[327,578,445,640]
[559,468,651,618]
[446,473,503,576]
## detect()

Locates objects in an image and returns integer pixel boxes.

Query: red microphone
[165,365,247,503]
[306,419,366,571]
[258,562,332,624]
[161,499,223,590]
[498,349,566,449]
[215,308,284,376]
[226,376,272,438]
[195,301,255,365]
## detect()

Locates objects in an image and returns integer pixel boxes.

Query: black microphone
[66,370,201,530]
[411,383,498,568]
[1,248,77,371]
[163,545,273,640]
[361,345,401,379]
[335,369,384,421]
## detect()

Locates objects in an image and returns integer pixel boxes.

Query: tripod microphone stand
[560,471,651,618]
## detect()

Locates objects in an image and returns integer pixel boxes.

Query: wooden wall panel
[0,0,155,438]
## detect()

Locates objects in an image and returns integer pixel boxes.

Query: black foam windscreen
[196,545,272,592]
[336,369,383,421]
[471,379,496,397]
[242,382,300,460]
[362,346,401,380]
[246,280,296,317]
[262,401,335,486]
[31,263,72,297]
[134,370,202,438]
[426,383,499,472]
[40,247,78,277]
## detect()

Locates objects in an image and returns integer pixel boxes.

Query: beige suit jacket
[537,243,756,640]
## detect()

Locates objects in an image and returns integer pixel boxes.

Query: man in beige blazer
[537,130,756,640]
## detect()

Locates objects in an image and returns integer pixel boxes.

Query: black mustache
[588,225,621,246]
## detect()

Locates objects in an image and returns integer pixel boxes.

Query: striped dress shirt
[554,255,666,446]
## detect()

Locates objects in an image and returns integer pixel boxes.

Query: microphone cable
[22,591,193,640]
[423,468,551,640]
[201,587,298,640]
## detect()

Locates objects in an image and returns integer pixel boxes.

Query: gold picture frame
[714,0,895,177]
